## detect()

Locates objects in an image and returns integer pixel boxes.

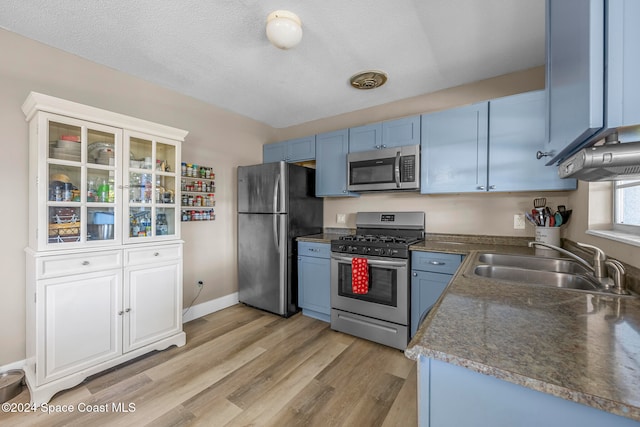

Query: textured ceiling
[0,1,545,128]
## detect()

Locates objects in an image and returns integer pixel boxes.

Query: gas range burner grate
[338,234,420,245]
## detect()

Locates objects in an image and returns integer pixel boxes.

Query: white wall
[0,29,274,365]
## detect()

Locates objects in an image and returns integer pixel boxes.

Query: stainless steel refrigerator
[237,162,323,317]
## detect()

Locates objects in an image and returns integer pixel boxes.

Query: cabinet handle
[375,145,381,149]
[536,151,552,160]
[489,185,496,190]
[81,261,90,266]
[154,252,160,256]
[125,308,131,313]
[412,272,417,277]
[382,145,387,148]
[429,261,445,265]
[118,311,124,316]
[477,186,485,191]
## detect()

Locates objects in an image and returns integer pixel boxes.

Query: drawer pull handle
[118,311,124,316]
[82,261,90,266]
[125,308,131,313]
[429,261,445,265]
[154,252,160,257]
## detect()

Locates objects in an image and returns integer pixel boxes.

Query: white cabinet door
[40,270,122,384]
[123,260,182,352]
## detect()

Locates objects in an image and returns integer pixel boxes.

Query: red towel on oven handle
[352,257,369,295]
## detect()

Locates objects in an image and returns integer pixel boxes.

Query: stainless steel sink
[467,252,635,297]
[477,253,590,275]
[473,265,599,291]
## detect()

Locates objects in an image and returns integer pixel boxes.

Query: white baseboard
[0,359,26,373]
[182,292,239,323]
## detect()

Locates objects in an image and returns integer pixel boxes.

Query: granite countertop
[296,233,340,244]
[406,238,640,422]
[297,228,354,244]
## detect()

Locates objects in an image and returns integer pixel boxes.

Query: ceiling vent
[350,71,388,90]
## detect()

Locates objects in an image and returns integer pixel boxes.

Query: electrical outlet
[514,214,525,230]
[336,213,346,224]
[197,280,204,288]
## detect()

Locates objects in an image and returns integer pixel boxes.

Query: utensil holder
[535,227,561,256]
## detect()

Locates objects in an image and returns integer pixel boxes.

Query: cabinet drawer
[298,241,330,258]
[412,251,463,275]
[37,250,122,279]
[125,244,182,266]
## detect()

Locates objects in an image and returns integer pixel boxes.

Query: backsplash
[323,191,573,237]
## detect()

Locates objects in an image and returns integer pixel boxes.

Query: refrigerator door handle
[273,213,280,252]
[273,173,280,213]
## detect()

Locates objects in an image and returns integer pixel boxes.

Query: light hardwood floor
[2,305,417,426]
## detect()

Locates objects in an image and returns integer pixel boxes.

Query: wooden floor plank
[2,305,417,427]
[265,378,336,427]
[223,334,350,427]
[382,363,418,427]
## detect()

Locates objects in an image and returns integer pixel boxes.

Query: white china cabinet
[22,92,187,406]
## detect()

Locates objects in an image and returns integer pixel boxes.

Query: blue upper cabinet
[545,0,640,165]
[545,0,603,165]
[349,116,420,153]
[382,116,421,148]
[422,92,577,194]
[489,91,577,191]
[263,136,315,163]
[421,103,489,194]
[315,129,358,197]
[263,141,287,163]
[349,123,383,153]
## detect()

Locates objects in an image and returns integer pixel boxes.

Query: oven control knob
[338,245,346,251]
[363,247,371,254]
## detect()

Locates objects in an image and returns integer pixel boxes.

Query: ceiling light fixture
[350,70,388,90]
[266,10,303,49]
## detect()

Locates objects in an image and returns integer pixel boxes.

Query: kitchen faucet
[528,241,628,295]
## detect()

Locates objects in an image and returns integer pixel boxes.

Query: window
[614,179,640,234]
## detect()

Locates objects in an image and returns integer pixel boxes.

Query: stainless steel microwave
[347,145,420,192]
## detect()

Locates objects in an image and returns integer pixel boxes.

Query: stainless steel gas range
[330,212,425,350]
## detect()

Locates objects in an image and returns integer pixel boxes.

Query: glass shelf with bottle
[44,119,120,246]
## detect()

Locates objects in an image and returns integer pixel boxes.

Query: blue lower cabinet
[297,242,330,322]
[411,271,450,337]
[411,252,463,337]
[418,357,640,427]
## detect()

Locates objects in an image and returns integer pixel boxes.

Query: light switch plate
[337,213,346,224]
[514,214,525,229]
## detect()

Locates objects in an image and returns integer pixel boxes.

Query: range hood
[558,141,640,181]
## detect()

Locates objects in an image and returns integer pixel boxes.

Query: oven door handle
[331,254,407,268]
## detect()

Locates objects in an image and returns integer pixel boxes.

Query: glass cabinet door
[44,114,121,248]
[125,132,179,242]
